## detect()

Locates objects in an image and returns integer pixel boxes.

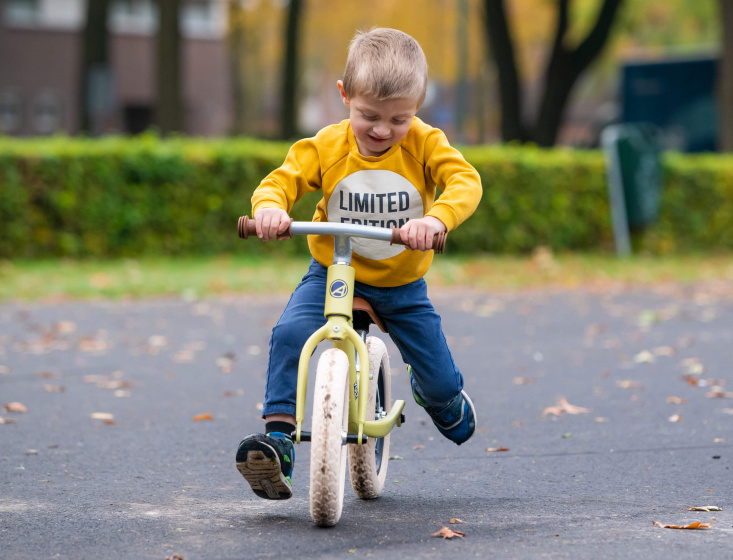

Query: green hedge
[0,134,731,258]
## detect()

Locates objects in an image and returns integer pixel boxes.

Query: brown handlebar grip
[238,215,256,239]
[238,215,293,240]
[390,228,447,254]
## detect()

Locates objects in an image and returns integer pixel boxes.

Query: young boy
[236,28,482,500]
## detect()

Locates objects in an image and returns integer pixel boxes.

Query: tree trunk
[155,0,183,134]
[483,0,623,146]
[483,0,526,142]
[280,0,303,140]
[534,0,623,146]
[720,0,733,151]
[79,0,112,134]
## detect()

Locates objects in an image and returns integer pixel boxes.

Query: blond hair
[342,28,428,105]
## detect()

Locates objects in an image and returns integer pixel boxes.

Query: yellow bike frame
[294,262,405,446]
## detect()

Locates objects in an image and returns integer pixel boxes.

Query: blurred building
[0,0,232,136]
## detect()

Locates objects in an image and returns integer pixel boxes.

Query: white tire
[348,336,391,499]
[309,348,349,527]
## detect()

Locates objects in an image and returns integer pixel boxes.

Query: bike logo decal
[329,280,348,298]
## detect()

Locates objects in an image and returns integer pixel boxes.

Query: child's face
[338,81,419,157]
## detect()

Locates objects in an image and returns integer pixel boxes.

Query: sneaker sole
[236,445,292,500]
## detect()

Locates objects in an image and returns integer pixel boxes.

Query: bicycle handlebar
[237,215,446,254]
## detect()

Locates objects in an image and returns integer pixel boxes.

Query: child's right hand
[255,208,293,242]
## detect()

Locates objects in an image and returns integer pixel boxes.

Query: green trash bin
[601,123,663,255]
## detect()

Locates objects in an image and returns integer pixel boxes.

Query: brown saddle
[352,297,387,333]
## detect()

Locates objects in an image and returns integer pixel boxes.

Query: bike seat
[352,297,387,333]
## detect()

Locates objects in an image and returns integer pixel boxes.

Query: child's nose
[372,124,390,137]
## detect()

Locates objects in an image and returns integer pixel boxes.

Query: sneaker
[236,432,294,500]
[409,365,476,445]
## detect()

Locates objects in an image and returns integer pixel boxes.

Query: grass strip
[1,252,732,302]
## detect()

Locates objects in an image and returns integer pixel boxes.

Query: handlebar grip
[237,215,293,240]
[237,215,446,254]
[389,228,446,254]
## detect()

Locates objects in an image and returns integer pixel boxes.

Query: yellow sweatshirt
[251,117,482,287]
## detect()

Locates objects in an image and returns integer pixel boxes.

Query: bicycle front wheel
[348,336,391,499]
[309,348,350,527]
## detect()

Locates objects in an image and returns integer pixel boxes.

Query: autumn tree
[483,0,624,146]
[155,0,183,134]
[280,0,304,139]
[79,0,112,134]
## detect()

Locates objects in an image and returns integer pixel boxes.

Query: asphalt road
[1,282,732,559]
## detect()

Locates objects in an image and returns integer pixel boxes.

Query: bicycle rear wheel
[348,336,391,499]
[309,348,350,526]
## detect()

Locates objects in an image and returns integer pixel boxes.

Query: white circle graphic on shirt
[327,170,424,261]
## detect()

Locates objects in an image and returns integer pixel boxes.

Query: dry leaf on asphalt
[542,397,590,417]
[688,506,722,511]
[3,402,27,413]
[666,396,686,404]
[192,413,213,421]
[432,526,466,539]
[449,518,468,524]
[90,412,114,421]
[668,414,683,423]
[0,417,17,424]
[706,390,733,399]
[43,384,65,393]
[617,380,643,389]
[486,446,510,453]
[165,555,184,560]
[652,521,712,530]
[413,444,425,450]
[513,377,535,385]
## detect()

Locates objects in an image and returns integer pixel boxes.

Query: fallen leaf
[542,397,590,417]
[595,417,609,423]
[668,414,683,423]
[513,377,535,385]
[114,390,131,398]
[413,444,426,450]
[3,402,27,413]
[485,446,510,453]
[706,391,733,399]
[0,417,17,424]
[98,380,134,390]
[432,526,466,539]
[617,380,643,389]
[449,518,468,524]
[634,350,655,363]
[165,555,184,560]
[666,396,686,404]
[714,438,725,443]
[90,412,114,421]
[174,350,196,363]
[43,384,65,393]
[192,413,213,421]
[688,506,722,512]
[652,521,712,530]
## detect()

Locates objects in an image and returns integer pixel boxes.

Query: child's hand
[255,208,293,242]
[399,216,447,251]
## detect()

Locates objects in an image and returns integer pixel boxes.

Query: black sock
[265,421,295,439]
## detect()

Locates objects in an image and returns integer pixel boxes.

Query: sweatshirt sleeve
[422,130,482,231]
[251,138,323,215]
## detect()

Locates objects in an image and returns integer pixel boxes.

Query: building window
[0,91,22,134]
[32,90,62,134]
[3,0,40,26]
[110,0,156,34]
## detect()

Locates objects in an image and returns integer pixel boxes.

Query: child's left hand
[399,216,447,251]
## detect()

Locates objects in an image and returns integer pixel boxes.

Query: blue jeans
[262,259,464,418]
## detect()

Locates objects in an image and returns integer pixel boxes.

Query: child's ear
[337,80,350,108]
